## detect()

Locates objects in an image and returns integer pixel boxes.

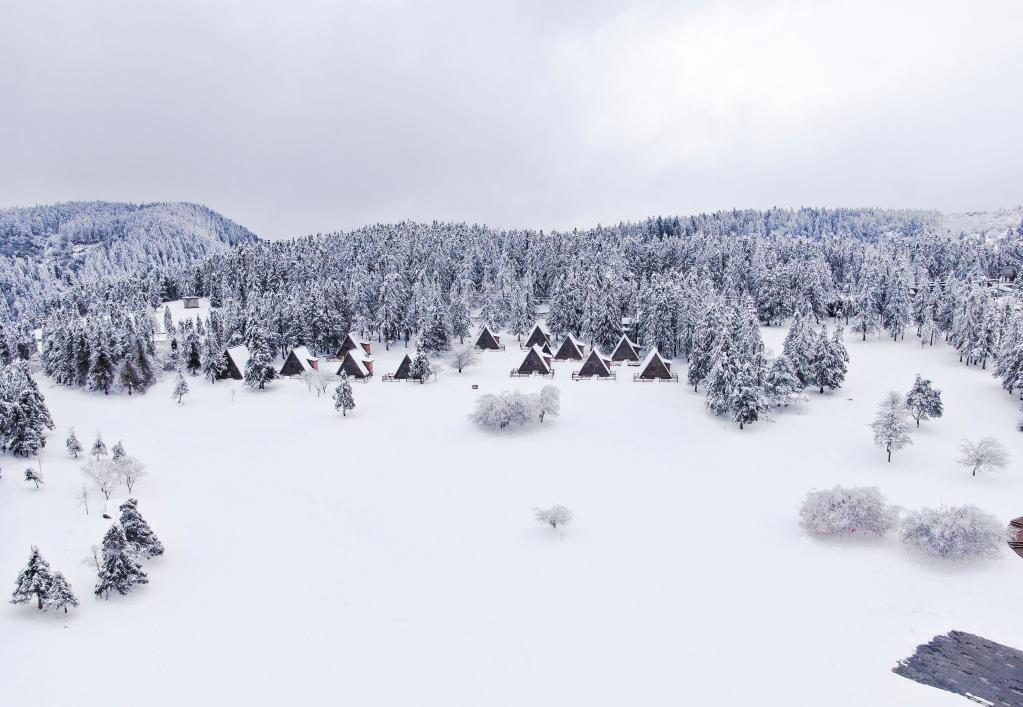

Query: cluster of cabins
[216,323,678,384]
[476,323,678,382]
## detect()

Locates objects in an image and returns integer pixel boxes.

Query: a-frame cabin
[218,345,250,380]
[474,325,504,351]
[610,334,641,364]
[511,344,553,377]
[523,323,551,350]
[382,353,414,382]
[553,334,586,361]
[336,348,374,379]
[337,332,372,358]
[634,349,676,381]
[280,346,319,376]
[573,347,614,380]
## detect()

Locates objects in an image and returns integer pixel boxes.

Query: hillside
[0,200,258,275]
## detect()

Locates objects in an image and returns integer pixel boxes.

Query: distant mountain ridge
[0,200,259,272]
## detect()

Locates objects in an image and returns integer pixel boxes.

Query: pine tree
[732,361,769,430]
[25,468,44,488]
[87,325,116,395]
[704,336,738,418]
[334,373,355,416]
[183,329,202,375]
[94,525,149,599]
[119,498,165,559]
[112,440,126,461]
[419,302,451,354]
[806,326,848,394]
[91,433,108,460]
[410,349,433,383]
[904,375,943,427]
[871,391,913,462]
[764,355,803,407]
[66,428,82,458]
[173,374,190,404]
[10,547,54,610]
[200,334,225,382]
[46,572,79,614]
[448,286,471,345]
[243,327,275,390]
[782,311,813,387]
[164,337,181,372]
[116,353,144,395]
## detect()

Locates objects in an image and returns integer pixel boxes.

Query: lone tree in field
[24,468,43,489]
[83,458,118,511]
[91,433,108,460]
[94,525,149,599]
[871,391,913,462]
[119,498,165,559]
[65,428,82,459]
[111,440,126,461]
[904,375,943,427]
[10,547,54,610]
[115,456,147,494]
[172,373,190,404]
[534,504,573,529]
[333,373,355,416]
[537,385,560,423]
[448,347,479,374]
[956,437,1010,477]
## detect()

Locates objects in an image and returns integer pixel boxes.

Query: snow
[2,327,1023,706]
[225,344,250,375]
[154,297,211,340]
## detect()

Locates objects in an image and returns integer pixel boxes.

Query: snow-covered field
[2,326,1022,707]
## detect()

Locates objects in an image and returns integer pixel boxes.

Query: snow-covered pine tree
[25,468,44,488]
[243,327,275,390]
[164,336,181,372]
[10,547,54,610]
[87,324,116,395]
[419,301,451,354]
[91,433,108,460]
[764,355,803,407]
[409,349,433,383]
[119,498,165,559]
[448,282,471,345]
[904,375,943,427]
[687,302,723,392]
[45,572,78,614]
[0,364,54,457]
[94,524,149,599]
[200,333,225,382]
[806,326,848,394]
[173,373,190,404]
[182,328,202,375]
[704,335,738,418]
[111,440,126,461]
[870,391,913,462]
[334,373,355,416]
[116,352,144,395]
[782,310,813,387]
[66,428,82,458]
[508,283,532,342]
[163,305,175,337]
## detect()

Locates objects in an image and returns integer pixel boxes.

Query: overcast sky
[1,0,1021,239]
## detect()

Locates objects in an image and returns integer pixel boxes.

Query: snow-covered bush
[899,505,1006,560]
[535,504,573,529]
[799,485,899,536]
[469,390,549,429]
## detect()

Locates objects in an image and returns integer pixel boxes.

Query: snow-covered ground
[154,297,211,340]
[2,326,1022,707]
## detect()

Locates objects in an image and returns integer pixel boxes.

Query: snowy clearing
[2,327,1022,707]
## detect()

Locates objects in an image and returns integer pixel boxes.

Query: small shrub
[899,505,1006,560]
[799,485,899,536]
[534,504,573,529]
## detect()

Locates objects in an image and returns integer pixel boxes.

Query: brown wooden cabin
[523,323,551,350]
[573,348,614,380]
[511,344,553,377]
[338,332,372,358]
[382,354,415,382]
[218,345,250,380]
[280,346,319,376]
[1010,517,1023,559]
[182,295,200,309]
[554,334,586,361]
[474,325,504,351]
[336,349,374,380]
[634,349,677,381]
[610,334,641,364]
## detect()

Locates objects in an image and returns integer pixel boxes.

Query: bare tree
[538,385,560,423]
[24,468,44,489]
[82,459,118,510]
[448,347,479,374]
[115,457,147,494]
[534,504,573,529]
[956,437,1010,477]
[81,545,101,572]
[76,484,90,515]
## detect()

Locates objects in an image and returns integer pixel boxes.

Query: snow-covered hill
[1,327,1020,706]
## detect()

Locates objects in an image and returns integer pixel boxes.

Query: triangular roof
[517,344,552,374]
[475,325,502,349]
[553,334,585,360]
[393,353,413,379]
[524,323,551,349]
[610,334,641,361]
[226,345,250,375]
[280,346,318,375]
[339,332,371,356]
[637,349,672,379]
[578,347,612,377]
[337,348,372,377]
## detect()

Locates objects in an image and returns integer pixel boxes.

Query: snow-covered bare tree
[82,458,118,510]
[870,391,913,462]
[172,373,190,404]
[534,504,573,529]
[799,485,899,536]
[537,385,560,423]
[24,468,43,489]
[65,428,82,459]
[956,437,1010,477]
[899,505,1006,560]
[448,347,479,373]
[115,456,147,493]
